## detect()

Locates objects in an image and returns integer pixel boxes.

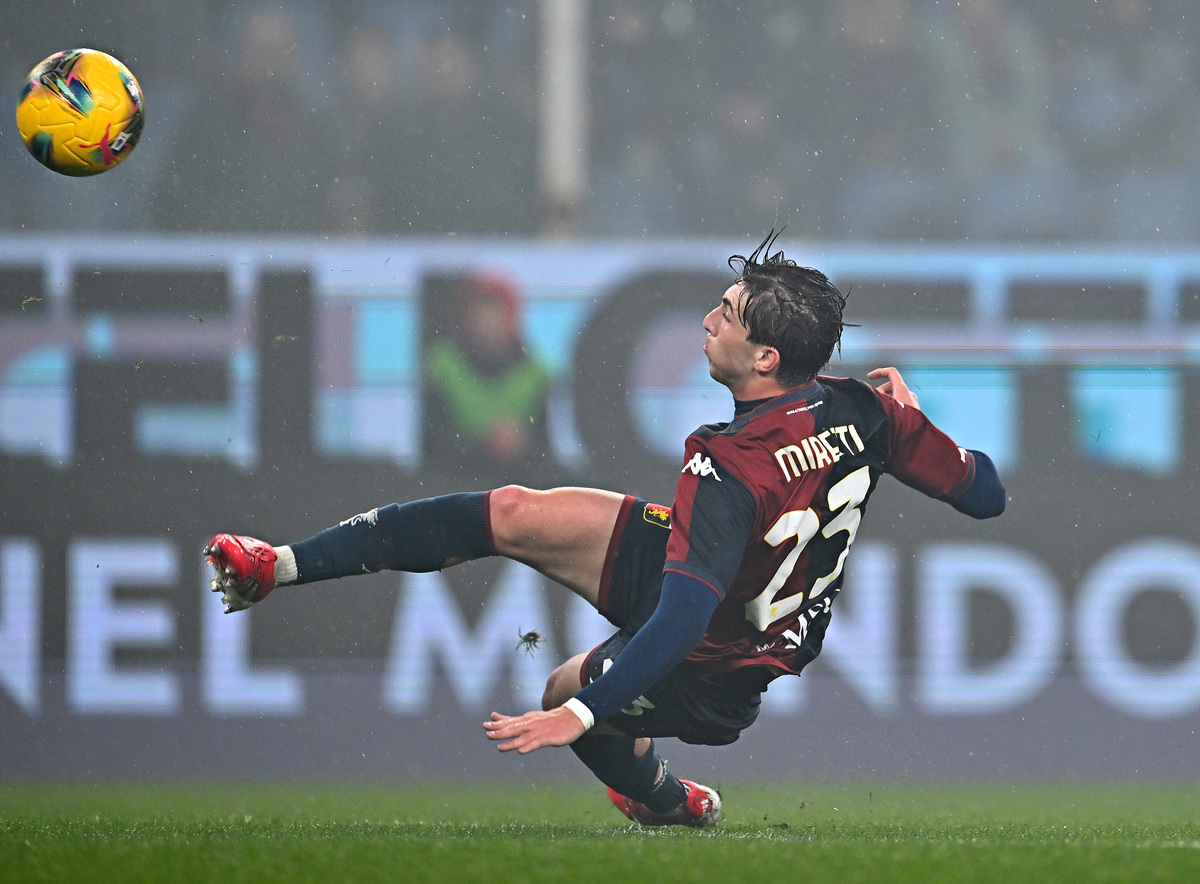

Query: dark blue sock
[290,492,493,583]
[570,735,687,814]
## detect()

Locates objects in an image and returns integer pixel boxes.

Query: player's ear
[755,346,780,376]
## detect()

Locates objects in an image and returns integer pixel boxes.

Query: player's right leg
[206,485,624,613]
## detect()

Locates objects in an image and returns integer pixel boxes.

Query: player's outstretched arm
[485,572,720,753]
[868,366,919,410]
[871,368,1006,519]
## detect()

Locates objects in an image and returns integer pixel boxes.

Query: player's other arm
[948,449,1006,519]
[870,367,1002,518]
[874,385,1006,520]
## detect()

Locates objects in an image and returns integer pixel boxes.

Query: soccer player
[206,233,1005,827]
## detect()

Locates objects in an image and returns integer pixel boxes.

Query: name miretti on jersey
[774,424,866,481]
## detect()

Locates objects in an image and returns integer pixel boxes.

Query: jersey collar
[732,380,823,419]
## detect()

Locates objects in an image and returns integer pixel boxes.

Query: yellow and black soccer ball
[15,48,144,177]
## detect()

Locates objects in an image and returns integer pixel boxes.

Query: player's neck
[724,374,791,403]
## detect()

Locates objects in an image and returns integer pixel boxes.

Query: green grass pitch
[2,781,1198,883]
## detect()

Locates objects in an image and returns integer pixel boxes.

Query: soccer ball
[15,48,144,177]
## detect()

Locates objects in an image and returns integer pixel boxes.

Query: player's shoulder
[816,373,896,416]
[816,373,877,399]
[687,420,732,446]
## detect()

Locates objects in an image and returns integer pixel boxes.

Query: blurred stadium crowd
[1,0,1197,243]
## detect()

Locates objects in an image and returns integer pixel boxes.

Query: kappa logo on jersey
[642,503,671,528]
[682,451,721,481]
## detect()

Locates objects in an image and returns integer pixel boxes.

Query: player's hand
[484,707,586,754]
[868,367,920,410]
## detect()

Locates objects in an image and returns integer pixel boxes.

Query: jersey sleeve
[873,388,980,503]
[571,571,720,725]
[952,449,1006,518]
[663,435,758,596]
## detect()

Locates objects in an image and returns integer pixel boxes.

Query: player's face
[702,284,761,391]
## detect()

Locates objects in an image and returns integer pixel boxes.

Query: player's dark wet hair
[728,230,848,388]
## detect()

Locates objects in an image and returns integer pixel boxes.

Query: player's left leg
[540,652,722,828]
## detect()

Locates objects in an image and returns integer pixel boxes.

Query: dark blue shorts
[584,496,764,746]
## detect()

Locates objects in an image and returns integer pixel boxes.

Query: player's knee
[540,679,558,712]
[488,484,540,550]
[542,657,583,711]
[542,666,564,710]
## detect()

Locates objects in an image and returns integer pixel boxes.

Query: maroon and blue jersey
[665,375,980,679]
